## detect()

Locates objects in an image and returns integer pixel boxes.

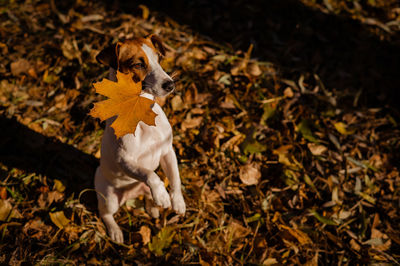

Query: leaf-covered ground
[0,0,399,264]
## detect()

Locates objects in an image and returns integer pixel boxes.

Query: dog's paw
[108,225,124,243]
[152,184,171,209]
[146,205,160,218]
[171,192,186,215]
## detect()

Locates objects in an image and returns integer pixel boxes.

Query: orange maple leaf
[89,71,157,138]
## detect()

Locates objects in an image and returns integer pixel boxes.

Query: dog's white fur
[95,43,185,243]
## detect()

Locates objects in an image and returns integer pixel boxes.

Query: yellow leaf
[334,122,355,135]
[138,5,149,19]
[49,211,70,229]
[148,226,175,256]
[280,224,312,245]
[273,145,302,169]
[89,71,157,138]
[53,179,65,193]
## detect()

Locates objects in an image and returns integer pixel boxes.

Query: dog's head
[96,35,174,97]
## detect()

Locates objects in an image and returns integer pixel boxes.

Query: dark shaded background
[110,0,400,112]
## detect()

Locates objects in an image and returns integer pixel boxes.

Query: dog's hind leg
[119,182,160,219]
[95,167,124,243]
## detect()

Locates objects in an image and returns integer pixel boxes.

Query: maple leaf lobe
[89,71,157,138]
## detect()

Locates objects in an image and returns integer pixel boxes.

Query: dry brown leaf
[239,163,261,186]
[47,191,64,205]
[280,224,312,245]
[307,143,327,156]
[227,221,250,240]
[246,61,262,77]
[11,59,31,76]
[139,225,151,245]
[284,87,294,98]
[0,199,12,221]
[90,71,157,138]
[23,218,51,240]
[181,116,203,131]
[263,258,278,265]
[370,228,391,251]
[220,95,237,109]
[0,187,6,200]
[350,239,361,251]
[171,95,184,111]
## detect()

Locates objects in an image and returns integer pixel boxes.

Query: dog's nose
[162,80,175,92]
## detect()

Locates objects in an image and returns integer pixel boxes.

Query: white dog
[94,35,186,243]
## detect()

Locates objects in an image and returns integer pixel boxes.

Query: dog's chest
[117,103,172,163]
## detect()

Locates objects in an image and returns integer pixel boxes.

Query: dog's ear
[96,42,121,69]
[148,34,166,56]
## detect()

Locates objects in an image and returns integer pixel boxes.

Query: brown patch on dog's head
[96,35,166,83]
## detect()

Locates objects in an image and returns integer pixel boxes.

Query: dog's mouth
[142,79,161,97]
[142,80,153,90]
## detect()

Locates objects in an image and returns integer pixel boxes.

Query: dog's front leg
[160,147,186,215]
[118,158,171,208]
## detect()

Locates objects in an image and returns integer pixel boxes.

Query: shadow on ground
[112,0,400,112]
[0,116,98,207]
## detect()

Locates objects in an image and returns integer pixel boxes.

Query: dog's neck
[108,68,155,101]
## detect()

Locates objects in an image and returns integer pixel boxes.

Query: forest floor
[0,0,399,264]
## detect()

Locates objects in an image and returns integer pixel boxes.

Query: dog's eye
[131,63,145,69]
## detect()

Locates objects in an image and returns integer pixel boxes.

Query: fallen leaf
[11,59,31,76]
[23,218,51,240]
[138,5,150,19]
[49,211,70,229]
[227,221,250,240]
[309,209,337,226]
[239,163,261,186]
[0,200,12,221]
[297,119,318,142]
[181,116,203,131]
[192,47,208,60]
[284,87,294,98]
[350,239,361,251]
[43,70,59,84]
[279,224,312,245]
[0,187,6,200]
[220,95,236,109]
[334,122,355,135]
[61,39,82,64]
[246,61,262,77]
[307,143,327,156]
[47,191,64,204]
[148,226,175,256]
[53,179,65,193]
[273,145,302,169]
[80,14,104,23]
[89,71,157,138]
[171,95,184,111]
[263,258,278,265]
[139,225,151,245]
[369,228,391,251]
